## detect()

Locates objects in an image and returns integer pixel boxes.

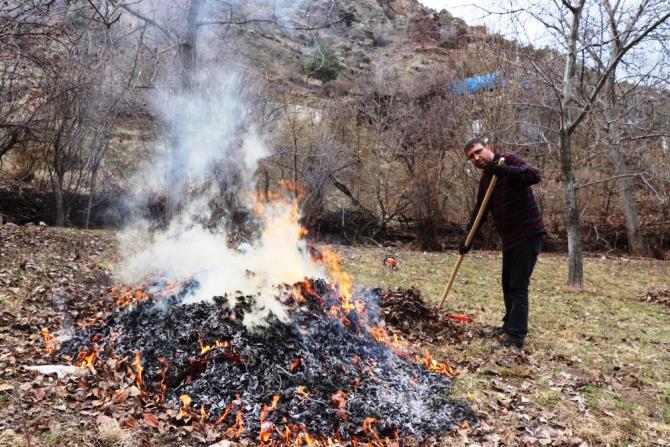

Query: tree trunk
[609,145,643,254]
[53,175,66,226]
[178,0,204,92]
[167,0,204,219]
[558,0,585,290]
[559,132,583,289]
[85,168,97,229]
[603,12,644,256]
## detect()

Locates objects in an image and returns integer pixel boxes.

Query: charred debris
[62,279,476,445]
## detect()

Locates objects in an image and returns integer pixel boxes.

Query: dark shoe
[501,336,524,349]
[488,326,507,337]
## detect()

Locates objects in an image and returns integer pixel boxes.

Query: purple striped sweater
[467,152,546,250]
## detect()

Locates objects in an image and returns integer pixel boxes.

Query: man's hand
[484,160,509,177]
[458,241,471,255]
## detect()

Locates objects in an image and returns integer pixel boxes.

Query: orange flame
[289,358,302,373]
[40,328,57,355]
[260,394,279,421]
[156,357,170,404]
[276,422,326,446]
[331,390,348,420]
[252,178,310,243]
[361,309,454,380]
[225,411,245,439]
[255,421,400,447]
[290,286,306,303]
[417,348,454,377]
[254,197,307,243]
[299,278,316,296]
[369,326,407,354]
[320,248,354,313]
[259,395,280,444]
[199,339,227,355]
[368,325,390,344]
[277,179,305,201]
[178,394,191,419]
[212,402,234,428]
[278,422,292,444]
[112,286,149,308]
[296,386,310,399]
[75,347,99,370]
[132,351,144,391]
[362,417,384,445]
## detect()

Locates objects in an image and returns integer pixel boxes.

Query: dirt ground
[0,225,669,446]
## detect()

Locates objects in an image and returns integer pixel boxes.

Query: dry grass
[0,429,23,447]
[0,293,20,315]
[96,416,133,447]
[334,244,670,445]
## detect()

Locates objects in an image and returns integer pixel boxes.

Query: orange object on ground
[446,314,473,323]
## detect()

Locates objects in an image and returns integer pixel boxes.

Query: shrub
[300,39,341,83]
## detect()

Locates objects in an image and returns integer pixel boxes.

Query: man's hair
[463,136,489,152]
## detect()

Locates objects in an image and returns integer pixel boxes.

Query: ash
[63,279,476,443]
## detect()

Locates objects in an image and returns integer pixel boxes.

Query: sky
[416,0,668,81]
[417,0,547,45]
[418,0,496,26]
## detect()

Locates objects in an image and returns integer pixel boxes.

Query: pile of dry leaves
[641,288,670,310]
[375,287,483,344]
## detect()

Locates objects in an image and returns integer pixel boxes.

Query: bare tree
[588,0,670,255]
[40,88,90,226]
[500,0,670,288]
[0,1,61,161]
[0,0,130,226]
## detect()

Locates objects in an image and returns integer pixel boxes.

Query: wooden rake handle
[438,157,505,310]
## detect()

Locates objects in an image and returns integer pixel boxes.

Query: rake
[438,157,505,310]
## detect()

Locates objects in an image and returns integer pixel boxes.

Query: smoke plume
[117,68,321,330]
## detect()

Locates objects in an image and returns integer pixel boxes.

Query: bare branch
[576,172,643,189]
[568,9,670,133]
[110,0,177,43]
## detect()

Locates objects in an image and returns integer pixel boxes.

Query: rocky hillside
[223,0,480,97]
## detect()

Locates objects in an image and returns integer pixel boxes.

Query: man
[460,137,545,349]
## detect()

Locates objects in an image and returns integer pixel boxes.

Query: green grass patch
[38,424,77,447]
[532,389,562,407]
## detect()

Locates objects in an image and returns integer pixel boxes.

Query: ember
[63,279,476,444]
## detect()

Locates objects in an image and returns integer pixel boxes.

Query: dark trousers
[501,234,542,341]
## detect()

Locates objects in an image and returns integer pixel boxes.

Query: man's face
[465,143,494,169]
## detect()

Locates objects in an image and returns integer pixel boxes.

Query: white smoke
[117,69,324,330]
[117,200,323,327]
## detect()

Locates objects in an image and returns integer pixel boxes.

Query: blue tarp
[452,72,507,95]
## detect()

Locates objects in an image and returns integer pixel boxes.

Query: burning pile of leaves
[59,278,476,446]
[376,288,482,344]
